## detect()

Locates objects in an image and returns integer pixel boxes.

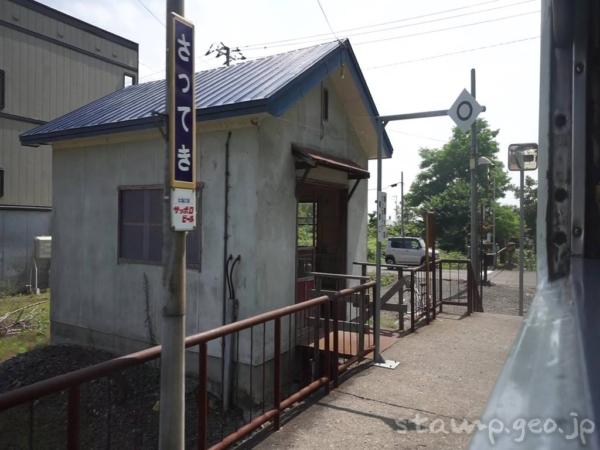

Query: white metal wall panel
[0,118,52,207]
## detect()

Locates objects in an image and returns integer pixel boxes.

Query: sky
[41,0,541,216]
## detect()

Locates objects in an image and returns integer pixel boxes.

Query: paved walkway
[257,312,522,449]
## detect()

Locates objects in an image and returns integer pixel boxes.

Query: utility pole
[160,1,187,448]
[400,171,405,237]
[205,42,246,66]
[374,119,386,364]
[469,68,480,310]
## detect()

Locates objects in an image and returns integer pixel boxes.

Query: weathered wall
[51,75,369,367]
[51,127,259,361]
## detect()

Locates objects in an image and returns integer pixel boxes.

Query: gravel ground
[481,283,535,315]
[377,268,535,330]
[0,345,243,450]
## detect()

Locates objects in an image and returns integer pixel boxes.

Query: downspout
[221,131,232,409]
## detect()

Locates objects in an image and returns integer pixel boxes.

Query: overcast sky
[41,0,541,214]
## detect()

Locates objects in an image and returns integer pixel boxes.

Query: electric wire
[365,35,539,70]
[132,0,165,27]
[315,0,341,42]
[355,10,539,47]
[241,0,533,50]
[240,10,539,53]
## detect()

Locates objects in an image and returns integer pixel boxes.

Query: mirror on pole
[508,143,538,172]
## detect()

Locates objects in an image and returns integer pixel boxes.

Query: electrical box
[34,236,52,260]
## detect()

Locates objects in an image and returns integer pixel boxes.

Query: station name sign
[169,13,196,230]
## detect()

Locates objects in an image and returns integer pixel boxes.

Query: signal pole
[469,68,480,310]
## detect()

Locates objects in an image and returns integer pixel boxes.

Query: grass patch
[368,272,396,287]
[0,292,50,363]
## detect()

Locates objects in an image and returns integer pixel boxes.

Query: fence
[354,258,480,333]
[0,282,375,450]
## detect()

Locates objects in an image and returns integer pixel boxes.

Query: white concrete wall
[51,75,369,365]
[51,127,259,361]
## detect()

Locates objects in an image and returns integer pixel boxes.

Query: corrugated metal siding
[0,1,139,207]
[1,1,138,71]
[22,41,342,139]
[0,118,52,207]
[0,25,129,121]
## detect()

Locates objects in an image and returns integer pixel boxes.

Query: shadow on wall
[0,210,51,294]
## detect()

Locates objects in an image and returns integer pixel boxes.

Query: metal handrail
[0,281,376,450]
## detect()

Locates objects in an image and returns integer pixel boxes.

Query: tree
[512,176,537,244]
[405,119,515,252]
[494,204,520,245]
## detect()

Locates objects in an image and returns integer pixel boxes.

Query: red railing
[0,281,375,450]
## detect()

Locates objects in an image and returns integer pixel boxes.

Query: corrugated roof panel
[22,41,341,141]
[20,39,393,157]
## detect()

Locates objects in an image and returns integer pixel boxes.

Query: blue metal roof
[21,40,393,156]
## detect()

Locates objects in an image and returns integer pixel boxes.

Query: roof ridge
[137,40,344,86]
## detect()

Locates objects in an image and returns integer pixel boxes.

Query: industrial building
[0,0,138,292]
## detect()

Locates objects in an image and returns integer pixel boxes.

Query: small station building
[21,40,393,365]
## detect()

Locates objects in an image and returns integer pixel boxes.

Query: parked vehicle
[385,237,438,266]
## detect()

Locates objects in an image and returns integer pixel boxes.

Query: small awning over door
[292,145,370,180]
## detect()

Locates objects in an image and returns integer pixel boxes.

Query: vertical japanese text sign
[169,13,196,231]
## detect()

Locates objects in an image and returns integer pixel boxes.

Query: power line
[315,0,340,42]
[365,35,539,70]
[352,10,540,47]
[242,0,503,49]
[242,0,532,51]
[242,9,539,54]
[133,0,164,27]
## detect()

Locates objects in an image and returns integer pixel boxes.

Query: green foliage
[494,204,520,245]
[297,202,316,247]
[512,176,537,243]
[405,119,514,252]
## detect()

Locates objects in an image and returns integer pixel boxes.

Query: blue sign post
[169,13,196,231]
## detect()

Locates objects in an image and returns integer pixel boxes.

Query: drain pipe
[221,131,233,410]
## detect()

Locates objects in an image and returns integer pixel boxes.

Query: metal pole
[160,1,186,449]
[492,176,496,266]
[469,68,480,307]
[519,168,524,316]
[400,171,405,237]
[373,119,384,364]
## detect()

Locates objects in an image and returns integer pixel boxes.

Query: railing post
[332,294,339,388]
[273,318,281,431]
[358,290,365,357]
[467,264,473,316]
[324,298,331,394]
[438,261,443,313]
[198,342,208,450]
[67,385,80,450]
[399,268,404,331]
[432,262,437,321]
[410,271,415,332]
